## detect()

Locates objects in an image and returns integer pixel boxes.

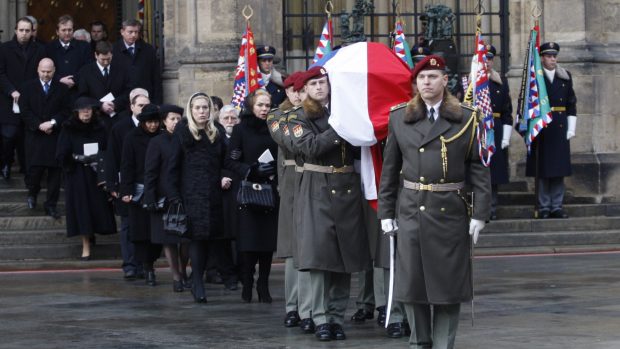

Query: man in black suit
[105,89,149,279]
[45,14,93,97]
[78,41,133,130]
[0,17,46,180]
[19,58,69,218]
[112,19,162,104]
[89,21,109,53]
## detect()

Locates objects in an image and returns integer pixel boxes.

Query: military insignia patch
[283,125,289,136]
[270,121,279,132]
[293,124,303,138]
[430,58,437,66]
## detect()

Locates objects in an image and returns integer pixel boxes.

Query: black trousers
[0,123,18,167]
[240,251,273,288]
[27,165,62,208]
[134,241,162,270]
[206,239,238,282]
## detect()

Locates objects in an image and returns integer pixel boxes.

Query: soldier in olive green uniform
[289,66,371,342]
[378,55,491,349]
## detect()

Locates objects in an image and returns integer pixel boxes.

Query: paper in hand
[83,143,99,156]
[257,149,274,163]
[100,92,115,102]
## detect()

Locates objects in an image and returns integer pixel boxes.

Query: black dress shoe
[191,285,207,303]
[146,271,157,286]
[300,318,315,334]
[173,280,184,292]
[330,323,346,340]
[284,310,301,327]
[539,210,550,219]
[124,270,137,280]
[490,213,497,220]
[224,280,238,291]
[315,323,332,341]
[1,165,10,181]
[182,276,193,289]
[550,209,568,219]
[376,305,387,326]
[386,322,404,338]
[27,196,37,209]
[45,207,61,219]
[78,255,91,261]
[350,308,373,323]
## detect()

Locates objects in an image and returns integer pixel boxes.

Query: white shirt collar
[131,115,139,127]
[96,62,109,74]
[124,42,135,50]
[425,100,442,120]
[543,67,556,83]
[40,79,50,87]
[59,39,70,48]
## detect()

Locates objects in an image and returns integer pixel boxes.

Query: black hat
[540,42,560,55]
[137,104,160,122]
[73,97,100,111]
[485,44,497,59]
[257,45,276,59]
[160,104,184,117]
[411,44,431,60]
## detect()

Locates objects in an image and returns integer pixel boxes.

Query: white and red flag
[231,22,262,108]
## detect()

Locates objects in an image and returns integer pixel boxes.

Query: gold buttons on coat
[420,206,426,211]
[439,179,445,183]
[419,177,425,182]
[441,207,446,212]
[419,148,425,153]
[331,190,336,194]
[347,189,351,194]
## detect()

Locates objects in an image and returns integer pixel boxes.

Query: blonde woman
[165,93,245,303]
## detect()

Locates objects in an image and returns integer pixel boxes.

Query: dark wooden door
[27,0,118,43]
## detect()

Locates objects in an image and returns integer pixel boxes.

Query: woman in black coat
[165,92,245,303]
[56,97,116,260]
[229,89,279,303]
[143,104,190,292]
[120,104,163,286]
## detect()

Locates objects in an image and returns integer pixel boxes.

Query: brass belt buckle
[333,166,346,174]
[420,183,433,191]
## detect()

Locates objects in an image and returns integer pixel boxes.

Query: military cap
[411,44,431,60]
[485,44,497,59]
[137,104,161,122]
[159,104,184,117]
[300,66,328,86]
[411,55,446,80]
[284,71,302,89]
[257,45,276,59]
[540,42,560,55]
[73,96,99,111]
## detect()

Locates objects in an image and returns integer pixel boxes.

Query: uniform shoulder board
[290,105,302,112]
[266,113,277,122]
[269,107,279,112]
[460,103,476,112]
[390,102,407,112]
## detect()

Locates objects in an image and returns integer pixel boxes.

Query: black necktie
[103,67,109,78]
[128,47,135,56]
[429,107,436,123]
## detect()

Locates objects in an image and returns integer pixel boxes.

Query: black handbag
[163,202,189,237]
[237,179,275,210]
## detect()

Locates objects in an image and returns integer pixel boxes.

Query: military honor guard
[256,45,286,107]
[525,42,577,219]
[378,55,491,349]
[485,45,513,220]
[288,66,371,341]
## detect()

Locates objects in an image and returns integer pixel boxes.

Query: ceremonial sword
[385,226,397,328]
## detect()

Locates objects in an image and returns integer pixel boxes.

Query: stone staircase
[1,168,620,267]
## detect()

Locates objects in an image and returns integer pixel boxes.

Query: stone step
[497,181,529,192]
[0,202,66,217]
[484,216,620,233]
[494,203,620,219]
[0,242,122,261]
[497,192,602,205]
[0,215,68,231]
[475,244,620,256]
[479,229,620,248]
[0,188,65,202]
[0,229,119,245]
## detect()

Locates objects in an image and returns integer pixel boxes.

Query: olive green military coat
[378,93,491,305]
[288,104,371,273]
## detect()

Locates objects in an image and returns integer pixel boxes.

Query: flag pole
[532,4,542,219]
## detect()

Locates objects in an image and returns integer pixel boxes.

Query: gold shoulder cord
[439,109,479,178]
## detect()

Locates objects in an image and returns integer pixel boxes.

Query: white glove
[381,219,398,235]
[468,219,485,244]
[566,115,577,140]
[501,124,512,149]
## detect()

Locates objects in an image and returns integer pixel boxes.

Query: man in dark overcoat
[0,17,46,180]
[78,40,133,130]
[112,19,162,104]
[525,42,577,219]
[257,45,286,107]
[378,55,491,349]
[19,58,69,218]
[288,66,371,341]
[486,45,513,220]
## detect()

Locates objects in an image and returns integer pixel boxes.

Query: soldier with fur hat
[378,55,491,349]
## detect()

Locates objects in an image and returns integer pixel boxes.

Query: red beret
[300,66,328,86]
[411,55,446,80]
[284,71,301,89]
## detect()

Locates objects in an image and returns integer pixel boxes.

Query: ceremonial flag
[392,20,414,69]
[231,22,262,108]
[470,32,495,167]
[522,27,553,150]
[312,18,333,64]
[318,42,412,206]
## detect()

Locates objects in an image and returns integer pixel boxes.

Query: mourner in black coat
[20,58,70,217]
[112,19,162,104]
[103,91,150,278]
[78,41,133,130]
[56,97,116,260]
[0,17,46,179]
[165,93,245,303]
[143,104,189,292]
[228,90,279,304]
[120,104,163,286]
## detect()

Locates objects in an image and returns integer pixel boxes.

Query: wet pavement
[1,252,620,349]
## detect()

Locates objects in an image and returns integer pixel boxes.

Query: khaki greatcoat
[378,93,491,305]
